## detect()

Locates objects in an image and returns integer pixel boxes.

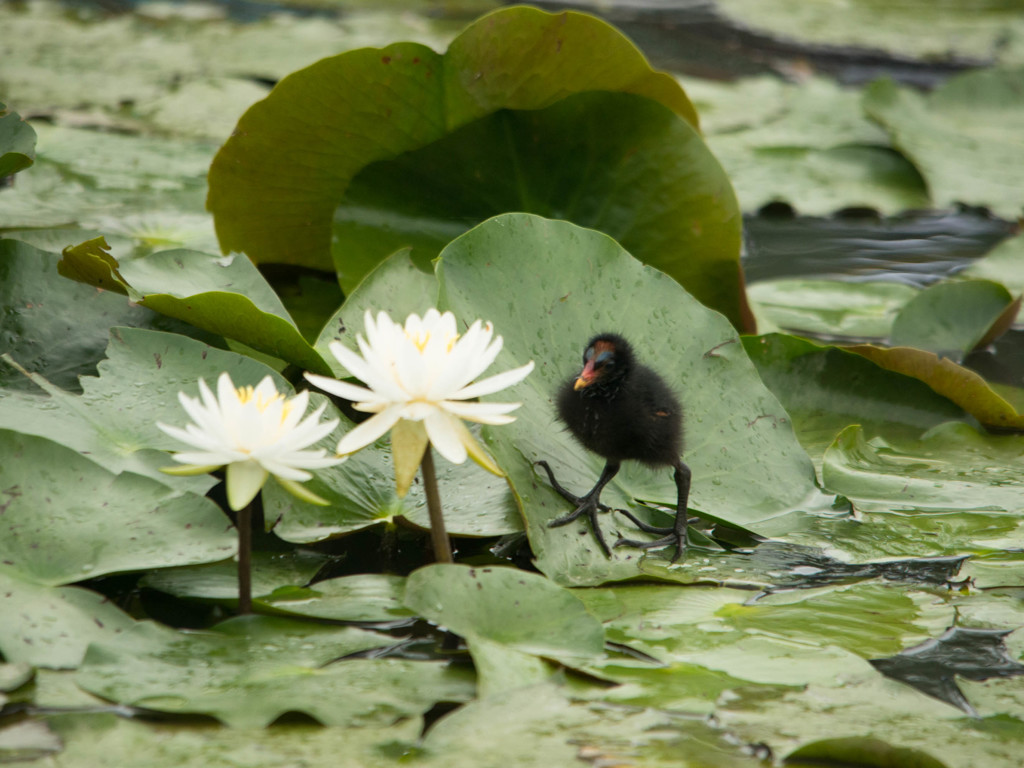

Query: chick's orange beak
[573,360,597,390]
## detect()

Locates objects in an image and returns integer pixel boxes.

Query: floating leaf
[747,279,918,340]
[436,213,828,585]
[743,333,965,463]
[258,573,412,622]
[848,343,1024,431]
[404,564,604,666]
[140,551,330,602]
[0,327,289,489]
[77,617,472,728]
[822,423,1024,516]
[0,430,235,586]
[0,238,211,393]
[784,737,949,768]
[207,7,751,329]
[890,279,1016,361]
[0,569,136,668]
[864,70,1024,219]
[58,238,331,374]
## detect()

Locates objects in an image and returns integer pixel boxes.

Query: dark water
[743,209,1018,287]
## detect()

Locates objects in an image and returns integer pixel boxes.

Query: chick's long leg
[615,460,691,563]
[534,460,614,513]
[539,460,621,557]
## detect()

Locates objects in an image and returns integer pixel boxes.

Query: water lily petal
[304,372,377,404]
[453,360,535,400]
[225,461,268,511]
[423,410,468,464]
[441,399,521,425]
[335,404,404,456]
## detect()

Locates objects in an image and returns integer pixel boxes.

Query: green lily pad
[698,76,929,215]
[259,573,412,622]
[715,0,1024,65]
[76,616,473,728]
[0,569,137,668]
[890,279,1016,361]
[0,238,212,393]
[331,89,744,326]
[743,333,965,465]
[0,721,62,763]
[747,279,918,340]
[0,103,35,178]
[140,551,330,602]
[963,233,1024,325]
[419,682,758,767]
[436,213,828,585]
[848,342,1024,431]
[207,7,751,330]
[0,327,289,489]
[864,70,1024,219]
[23,711,423,768]
[823,423,1024,516]
[404,563,605,665]
[58,238,332,375]
[0,430,235,586]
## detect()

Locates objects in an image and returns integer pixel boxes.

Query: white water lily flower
[305,309,534,468]
[157,373,343,510]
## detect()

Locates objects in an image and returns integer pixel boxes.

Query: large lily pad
[0,238,210,393]
[19,712,423,768]
[864,69,1024,219]
[848,343,1024,431]
[207,7,751,330]
[823,423,1024,517]
[698,76,929,215]
[0,430,235,586]
[436,214,827,585]
[747,279,918,340]
[0,569,137,668]
[404,563,604,690]
[58,238,331,374]
[0,327,290,488]
[743,333,965,463]
[715,0,1024,65]
[76,617,473,728]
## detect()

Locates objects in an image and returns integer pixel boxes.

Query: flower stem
[421,447,453,563]
[237,500,253,614]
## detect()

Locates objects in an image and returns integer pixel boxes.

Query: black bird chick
[536,333,693,562]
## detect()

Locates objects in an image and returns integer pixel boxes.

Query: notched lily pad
[58,238,331,374]
[0,430,235,586]
[437,213,828,586]
[207,6,751,330]
[76,616,473,728]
